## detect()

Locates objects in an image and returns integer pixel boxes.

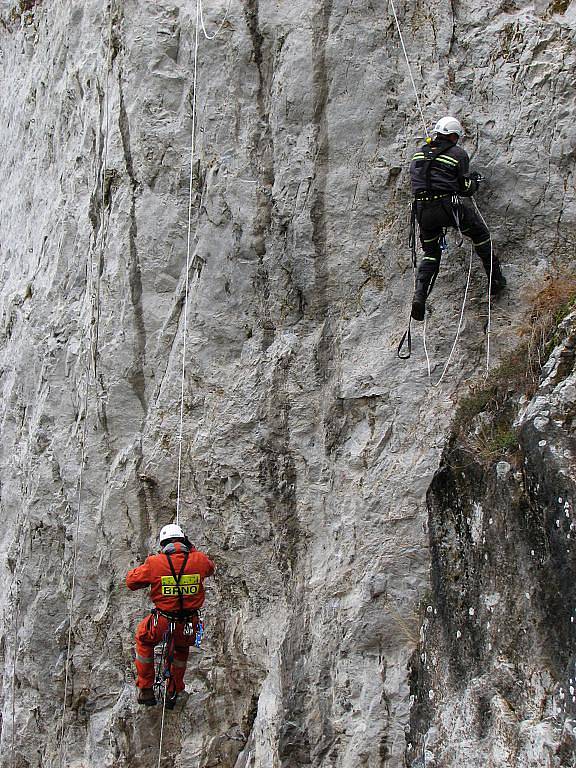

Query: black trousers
[415,197,492,283]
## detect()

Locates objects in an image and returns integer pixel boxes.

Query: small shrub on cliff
[451,272,576,460]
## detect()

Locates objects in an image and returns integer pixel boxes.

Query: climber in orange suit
[126,523,215,707]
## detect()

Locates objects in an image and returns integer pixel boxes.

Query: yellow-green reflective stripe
[423,256,439,261]
[412,154,425,160]
[474,238,491,247]
[435,157,459,167]
[136,653,154,664]
[423,236,440,243]
[437,154,458,163]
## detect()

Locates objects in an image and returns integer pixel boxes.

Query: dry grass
[517,271,576,377]
[450,272,576,461]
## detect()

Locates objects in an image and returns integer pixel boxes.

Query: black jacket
[410,138,478,196]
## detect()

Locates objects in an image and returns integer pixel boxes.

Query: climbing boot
[479,254,506,295]
[411,288,427,322]
[489,267,507,296]
[137,687,157,706]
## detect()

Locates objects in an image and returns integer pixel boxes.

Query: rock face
[410,312,576,767]
[0,1,574,767]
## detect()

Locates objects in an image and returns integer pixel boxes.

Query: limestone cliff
[0,1,574,767]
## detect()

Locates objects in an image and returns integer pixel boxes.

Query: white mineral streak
[0,1,574,767]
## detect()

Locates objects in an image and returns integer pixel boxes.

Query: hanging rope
[57,6,113,766]
[162,0,232,760]
[156,686,170,768]
[199,0,233,39]
[427,247,474,387]
[175,0,201,528]
[471,198,493,377]
[175,0,231,527]
[388,0,429,138]
[389,0,429,361]
[10,584,20,768]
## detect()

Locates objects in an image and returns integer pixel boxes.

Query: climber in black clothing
[409,116,506,321]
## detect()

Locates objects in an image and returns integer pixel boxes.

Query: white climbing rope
[388,0,429,138]
[199,0,232,39]
[156,684,169,768]
[175,0,232,527]
[10,585,20,768]
[175,0,201,527]
[57,5,114,766]
[58,398,90,768]
[93,2,114,374]
[423,309,432,379]
[471,198,493,377]
[423,246,474,387]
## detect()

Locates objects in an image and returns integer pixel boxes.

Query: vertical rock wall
[413,313,576,767]
[0,0,574,766]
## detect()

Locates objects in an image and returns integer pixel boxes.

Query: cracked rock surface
[0,1,574,766]
[416,313,576,767]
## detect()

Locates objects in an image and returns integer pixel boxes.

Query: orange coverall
[126,542,215,691]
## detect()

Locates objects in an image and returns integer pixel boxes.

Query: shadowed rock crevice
[118,74,147,413]
[310,0,333,321]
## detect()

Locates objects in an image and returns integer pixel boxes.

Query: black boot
[411,265,436,321]
[479,252,506,295]
[411,286,427,321]
[489,261,507,295]
[137,687,157,706]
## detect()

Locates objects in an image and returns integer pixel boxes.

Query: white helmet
[433,116,464,139]
[159,523,185,546]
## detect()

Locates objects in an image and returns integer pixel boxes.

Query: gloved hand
[469,171,484,184]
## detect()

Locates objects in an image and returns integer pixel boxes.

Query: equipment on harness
[194,618,204,648]
[153,620,177,706]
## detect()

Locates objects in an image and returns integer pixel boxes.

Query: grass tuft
[450,272,576,462]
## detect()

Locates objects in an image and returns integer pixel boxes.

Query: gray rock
[0,1,574,767]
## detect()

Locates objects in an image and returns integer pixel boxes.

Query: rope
[175,0,232,525]
[156,685,169,768]
[199,0,232,39]
[57,400,89,768]
[10,589,20,768]
[388,0,429,138]
[93,2,114,375]
[160,0,231,758]
[471,198,493,377]
[57,5,113,764]
[424,246,474,387]
[423,310,432,379]
[175,0,201,527]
